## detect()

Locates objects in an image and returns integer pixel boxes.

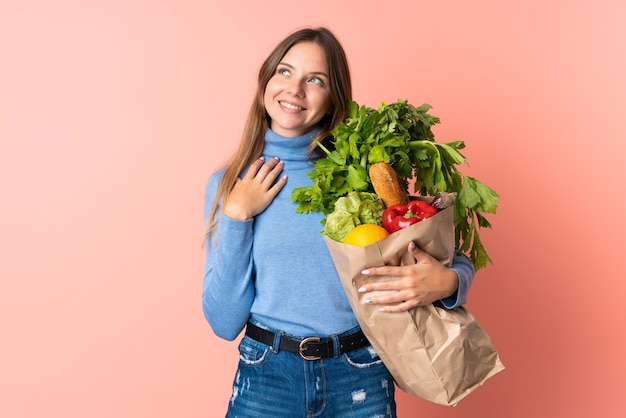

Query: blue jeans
[226,320,396,417]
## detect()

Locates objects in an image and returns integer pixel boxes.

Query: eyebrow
[278,62,329,78]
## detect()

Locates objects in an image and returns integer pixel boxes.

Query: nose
[287,78,305,97]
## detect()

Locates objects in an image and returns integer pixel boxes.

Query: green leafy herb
[291,99,499,270]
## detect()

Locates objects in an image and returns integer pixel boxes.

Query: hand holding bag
[324,205,505,406]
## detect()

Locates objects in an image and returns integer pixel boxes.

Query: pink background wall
[1,1,625,417]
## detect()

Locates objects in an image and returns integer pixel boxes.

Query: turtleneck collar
[263,127,321,162]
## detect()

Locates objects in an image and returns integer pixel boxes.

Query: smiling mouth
[280,101,305,111]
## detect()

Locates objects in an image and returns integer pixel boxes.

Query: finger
[243,156,281,183]
[363,289,422,312]
[408,241,426,262]
[242,157,266,180]
[378,299,419,313]
[357,267,405,294]
[260,159,285,188]
[363,288,412,305]
[229,177,244,194]
[357,276,408,298]
[267,174,288,195]
[360,265,406,279]
[408,241,437,266]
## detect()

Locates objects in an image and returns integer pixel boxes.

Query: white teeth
[281,102,303,110]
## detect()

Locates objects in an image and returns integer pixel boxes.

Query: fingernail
[409,241,416,250]
[364,299,372,304]
[361,269,370,275]
[378,307,386,312]
[357,286,367,293]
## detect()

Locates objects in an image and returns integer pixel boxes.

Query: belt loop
[331,334,341,357]
[270,330,281,354]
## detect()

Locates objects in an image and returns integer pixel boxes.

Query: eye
[277,67,290,76]
[308,76,324,86]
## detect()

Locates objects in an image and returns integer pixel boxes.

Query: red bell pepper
[382,200,439,234]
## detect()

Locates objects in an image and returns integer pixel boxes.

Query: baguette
[369,162,409,208]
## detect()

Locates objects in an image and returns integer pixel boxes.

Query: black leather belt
[245,322,370,360]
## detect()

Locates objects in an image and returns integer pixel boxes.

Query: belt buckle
[298,337,321,360]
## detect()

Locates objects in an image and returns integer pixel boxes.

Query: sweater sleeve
[439,252,475,309]
[201,173,255,341]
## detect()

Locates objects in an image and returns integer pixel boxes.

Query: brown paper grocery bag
[324,205,505,406]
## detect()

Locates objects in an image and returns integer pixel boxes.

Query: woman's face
[264,41,332,137]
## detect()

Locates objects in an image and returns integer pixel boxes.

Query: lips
[279,101,305,111]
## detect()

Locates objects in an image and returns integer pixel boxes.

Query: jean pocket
[343,345,384,369]
[238,335,270,366]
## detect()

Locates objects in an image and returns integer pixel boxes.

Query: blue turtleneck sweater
[202,128,474,340]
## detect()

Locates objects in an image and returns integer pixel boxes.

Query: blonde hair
[204,27,352,242]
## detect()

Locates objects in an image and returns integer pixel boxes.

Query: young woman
[202,27,475,417]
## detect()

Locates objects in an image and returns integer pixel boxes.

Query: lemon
[342,224,389,247]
